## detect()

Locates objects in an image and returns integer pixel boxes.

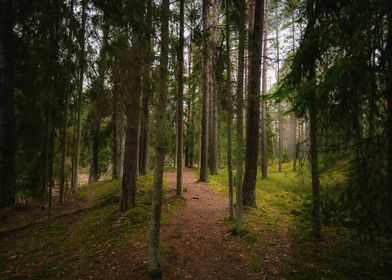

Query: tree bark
[309,95,321,237]
[139,0,153,176]
[242,0,264,208]
[88,117,100,183]
[59,0,74,204]
[176,0,184,196]
[89,23,109,184]
[71,0,87,192]
[290,12,297,172]
[185,27,194,168]
[260,0,269,179]
[0,0,15,207]
[386,1,392,197]
[209,6,218,175]
[234,0,246,234]
[121,3,145,211]
[112,61,124,180]
[199,0,210,182]
[276,27,283,173]
[226,0,234,220]
[148,0,169,276]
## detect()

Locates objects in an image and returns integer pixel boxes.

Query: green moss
[205,162,392,280]
[1,174,184,280]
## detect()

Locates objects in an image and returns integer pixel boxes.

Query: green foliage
[275,0,392,238]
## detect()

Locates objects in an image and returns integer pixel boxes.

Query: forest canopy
[1,0,392,278]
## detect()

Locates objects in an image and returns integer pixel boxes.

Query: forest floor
[1,165,392,279]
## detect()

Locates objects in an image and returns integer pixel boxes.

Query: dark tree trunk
[139,0,153,176]
[71,0,87,192]
[148,0,169,276]
[225,1,234,220]
[210,8,218,175]
[176,0,184,196]
[210,76,218,175]
[89,23,108,184]
[121,5,145,210]
[88,117,100,183]
[185,32,194,168]
[112,63,124,180]
[290,12,297,172]
[0,0,15,207]
[234,0,246,234]
[242,0,264,208]
[187,4,196,169]
[199,0,210,182]
[309,101,320,237]
[59,0,74,204]
[260,0,268,179]
[386,2,392,197]
[47,0,59,223]
[276,27,283,173]
[309,63,320,237]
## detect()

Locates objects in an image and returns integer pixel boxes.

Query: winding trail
[120,168,256,279]
[159,169,253,279]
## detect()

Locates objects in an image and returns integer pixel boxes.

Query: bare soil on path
[117,169,257,280]
[159,169,254,280]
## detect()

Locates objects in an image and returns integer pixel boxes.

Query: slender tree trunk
[0,0,15,207]
[47,0,59,223]
[234,0,246,234]
[185,34,194,168]
[59,0,74,204]
[88,118,100,183]
[176,0,184,196]
[291,12,297,172]
[309,64,320,237]
[47,119,55,225]
[386,3,392,196]
[199,0,210,182]
[121,3,145,211]
[242,0,264,208]
[89,24,108,184]
[309,103,320,237]
[243,0,255,138]
[209,6,218,175]
[210,79,218,175]
[71,0,87,192]
[261,0,268,179]
[112,62,124,180]
[226,1,234,220]
[188,3,196,169]
[148,0,169,276]
[139,0,153,176]
[276,27,283,173]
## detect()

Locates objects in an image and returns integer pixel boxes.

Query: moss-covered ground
[204,162,392,280]
[0,174,184,280]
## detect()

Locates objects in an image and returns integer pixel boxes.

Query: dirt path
[159,169,253,279]
[113,169,256,280]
